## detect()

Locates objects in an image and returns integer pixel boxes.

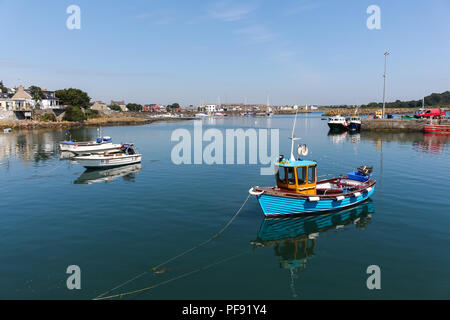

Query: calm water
[0,114,449,299]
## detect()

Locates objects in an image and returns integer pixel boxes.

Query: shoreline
[0,116,193,131]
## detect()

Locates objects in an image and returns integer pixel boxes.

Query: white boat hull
[75,154,142,168]
[60,142,122,154]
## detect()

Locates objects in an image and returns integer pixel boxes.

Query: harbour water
[0,114,449,299]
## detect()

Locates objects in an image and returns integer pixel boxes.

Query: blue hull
[256,187,375,216]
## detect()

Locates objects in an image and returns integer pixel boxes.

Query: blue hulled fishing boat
[249,113,376,217]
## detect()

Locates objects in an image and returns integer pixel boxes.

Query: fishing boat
[74,143,142,169]
[349,116,361,132]
[3,128,12,133]
[249,113,376,217]
[195,113,209,118]
[59,131,121,154]
[327,115,348,131]
[424,123,450,134]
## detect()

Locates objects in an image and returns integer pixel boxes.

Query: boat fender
[336,196,345,201]
[366,187,373,192]
[353,192,361,197]
[308,196,320,202]
[249,187,264,196]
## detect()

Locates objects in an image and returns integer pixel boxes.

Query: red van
[414,108,446,119]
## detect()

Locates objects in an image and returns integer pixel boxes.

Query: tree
[0,81,7,93]
[109,105,122,112]
[126,103,143,112]
[29,86,44,101]
[166,103,181,111]
[55,88,91,109]
[63,106,87,122]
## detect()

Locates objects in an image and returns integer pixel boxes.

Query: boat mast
[290,109,301,161]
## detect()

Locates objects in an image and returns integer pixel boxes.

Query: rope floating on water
[93,194,251,300]
[93,251,248,300]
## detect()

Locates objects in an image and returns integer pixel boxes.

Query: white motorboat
[74,144,142,168]
[327,115,348,131]
[59,131,121,154]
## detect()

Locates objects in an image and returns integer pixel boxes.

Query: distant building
[2,85,60,110]
[91,101,110,112]
[205,104,217,113]
[143,104,158,112]
[40,88,60,109]
[111,100,128,112]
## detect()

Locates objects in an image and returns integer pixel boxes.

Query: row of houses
[193,104,319,113]
[0,86,60,111]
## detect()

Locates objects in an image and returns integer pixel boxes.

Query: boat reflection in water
[74,163,142,185]
[328,131,360,144]
[413,133,450,154]
[251,200,374,297]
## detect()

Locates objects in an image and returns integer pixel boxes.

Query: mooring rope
[93,194,251,300]
[93,251,248,300]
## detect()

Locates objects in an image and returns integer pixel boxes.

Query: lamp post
[382,51,390,119]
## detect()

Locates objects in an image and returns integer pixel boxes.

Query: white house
[205,104,217,113]
[8,85,60,110]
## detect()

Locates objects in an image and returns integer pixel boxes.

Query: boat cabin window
[308,166,316,183]
[296,166,307,185]
[277,167,286,183]
[287,167,296,185]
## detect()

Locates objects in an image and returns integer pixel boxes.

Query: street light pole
[382,51,390,119]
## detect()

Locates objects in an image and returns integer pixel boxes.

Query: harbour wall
[361,119,450,132]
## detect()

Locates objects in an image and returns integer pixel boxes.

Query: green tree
[41,113,56,122]
[167,103,181,111]
[126,103,143,112]
[109,105,122,112]
[85,109,99,118]
[29,86,44,101]
[63,106,87,122]
[0,81,7,93]
[55,88,91,109]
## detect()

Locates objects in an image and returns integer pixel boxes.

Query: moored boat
[424,123,450,134]
[74,143,142,168]
[327,115,348,131]
[250,160,376,216]
[249,112,376,217]
[59,131,121,154]
[349,116,361,132]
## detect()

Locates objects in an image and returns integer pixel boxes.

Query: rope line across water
[93,194,251,300]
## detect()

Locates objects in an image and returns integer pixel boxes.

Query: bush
[85,109,99,118]
[109,105,122,112]
[41,113,56,122]
[126,103,142,112]
[63,106,87,122]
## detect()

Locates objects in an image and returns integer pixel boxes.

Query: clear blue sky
[1,0,449,106]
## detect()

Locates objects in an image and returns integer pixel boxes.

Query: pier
[361,119,450,132]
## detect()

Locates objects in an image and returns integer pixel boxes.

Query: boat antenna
[290,109,301,161]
